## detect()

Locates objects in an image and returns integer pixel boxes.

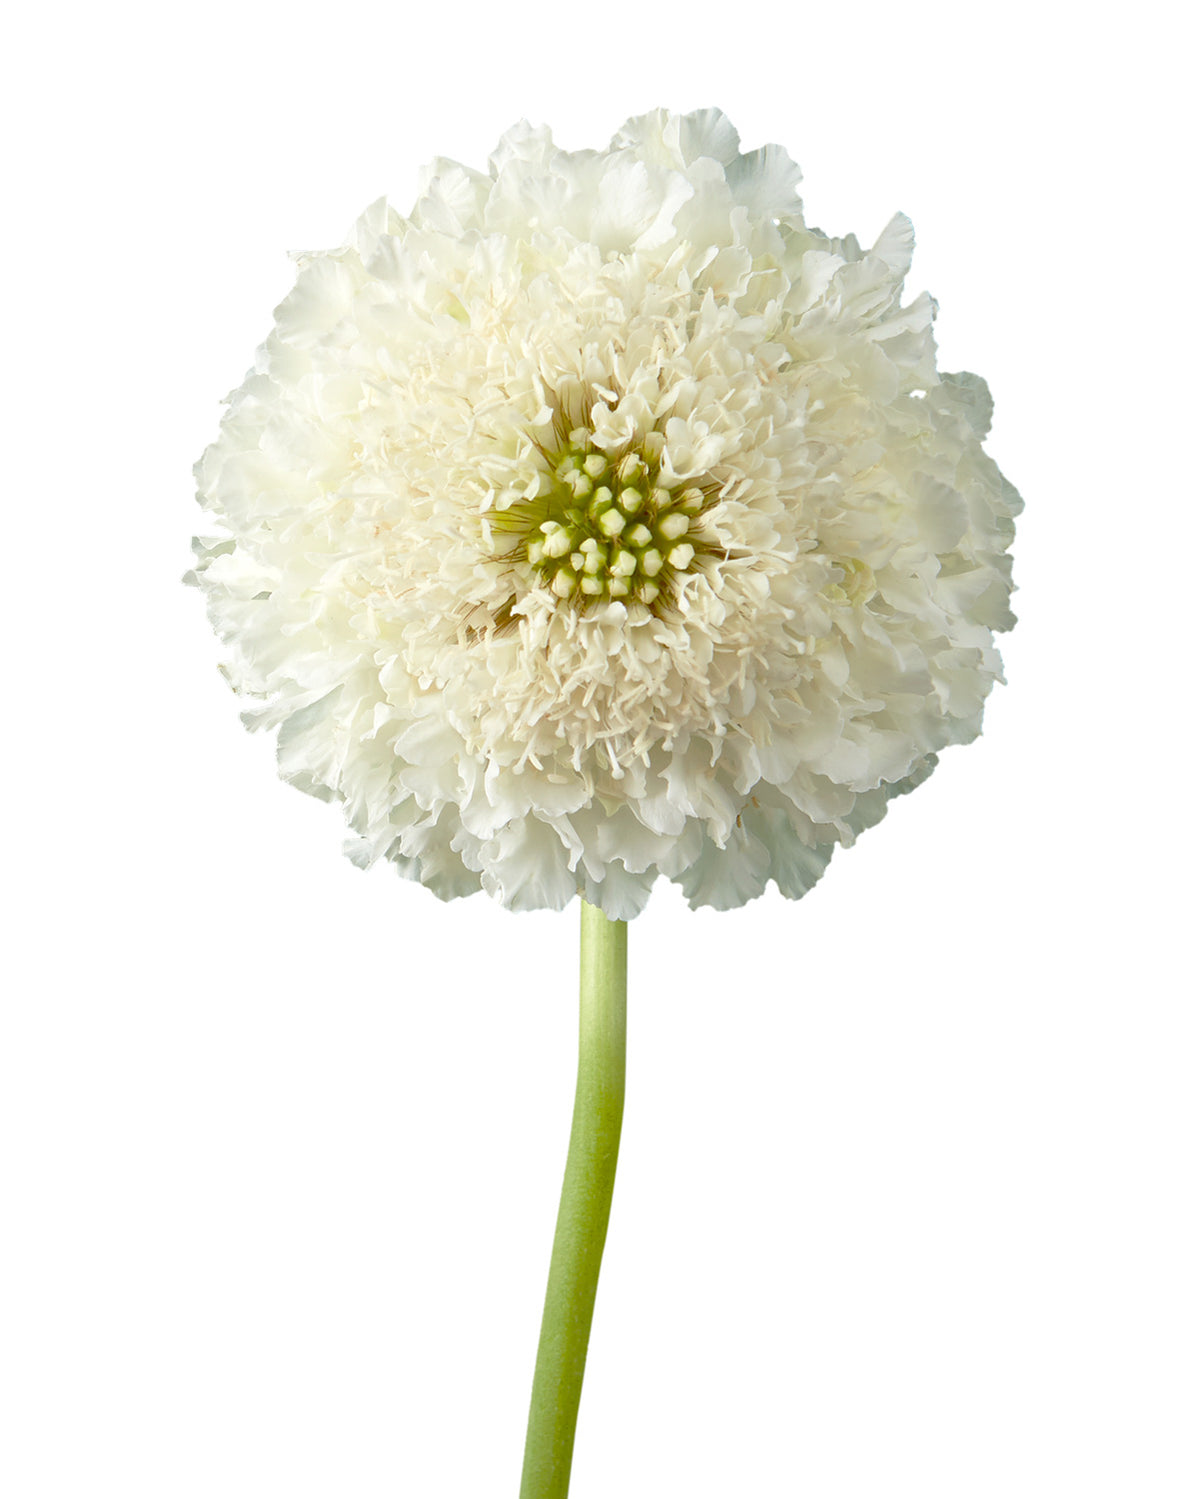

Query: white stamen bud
[613,550,637,578]
[552,568,575,598]
[599,508,625,537]
[580,576,603,596]
[583,453,607,478]
[659,512,690,540]
[627,523,652,548]
[678,487,705,512]
[668,543,695,569]
[651,487,671,511]
[527,539,546,565]
[543,525,572,558]
[609,576,631,597]
[642,548,663,577]
[618,487,643,514]
[638,581,659,603]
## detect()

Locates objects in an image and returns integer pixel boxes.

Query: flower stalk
[520,899,628,1499]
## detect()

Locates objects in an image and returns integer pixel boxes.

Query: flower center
[493,430,708,610]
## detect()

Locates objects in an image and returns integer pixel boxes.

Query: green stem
[520,898,628,1499]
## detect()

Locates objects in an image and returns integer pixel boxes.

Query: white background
[3,3,1196,1495]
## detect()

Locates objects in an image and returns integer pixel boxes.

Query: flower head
[191,109,1021,919]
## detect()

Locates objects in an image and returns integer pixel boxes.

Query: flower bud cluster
[521,437,705,607]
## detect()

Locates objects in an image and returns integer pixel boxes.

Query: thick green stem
[519,898,628,1499]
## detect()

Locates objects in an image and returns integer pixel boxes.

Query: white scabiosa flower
[191,109,1020,919]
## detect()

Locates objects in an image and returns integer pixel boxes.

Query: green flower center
[493,431,708,610]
